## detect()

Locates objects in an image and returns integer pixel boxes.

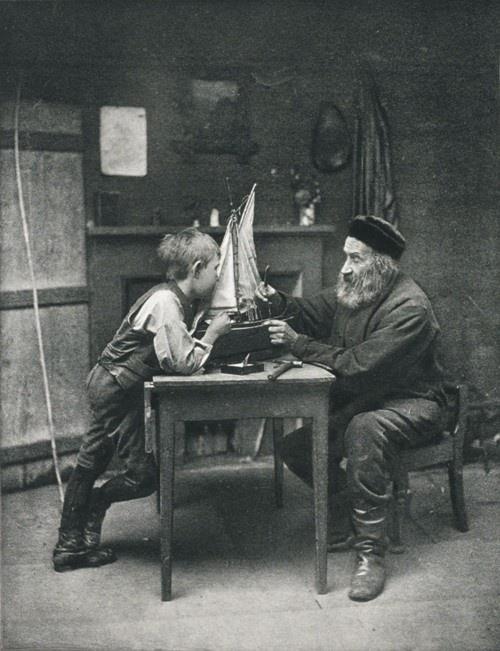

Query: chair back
[390,383,470,546]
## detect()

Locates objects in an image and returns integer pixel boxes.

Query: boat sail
[198,184,281,361]
[207,183,261,320]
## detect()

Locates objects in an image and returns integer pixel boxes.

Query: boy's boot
[348,501,387,602]
[83,468,157,548]
[82,488,110,549]
[53,466,116,572]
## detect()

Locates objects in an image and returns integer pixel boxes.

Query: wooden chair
[389,383,470,552]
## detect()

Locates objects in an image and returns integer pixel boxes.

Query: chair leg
[156,464,161,514]
[272,418,284,509]
[448,462,469,532]
[389,472,409,554]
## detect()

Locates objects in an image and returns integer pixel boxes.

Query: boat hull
[196,317,291,363]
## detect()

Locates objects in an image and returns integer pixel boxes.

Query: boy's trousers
[58,363,156,538]
[76,363,156,482]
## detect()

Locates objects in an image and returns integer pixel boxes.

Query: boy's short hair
[157,227,220,280]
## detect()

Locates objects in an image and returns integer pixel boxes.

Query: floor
[2,458,500,651]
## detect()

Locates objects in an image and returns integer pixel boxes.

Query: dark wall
[1,0,499,400]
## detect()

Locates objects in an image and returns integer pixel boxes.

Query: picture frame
[172,77,258,163]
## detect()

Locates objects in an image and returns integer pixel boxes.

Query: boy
[53,228,231,571]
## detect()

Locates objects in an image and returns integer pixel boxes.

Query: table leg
[312,409,329,594]
[144,384,161,513]
[144,383,155,455]
[272,418,284,509]
[159,411,176,601]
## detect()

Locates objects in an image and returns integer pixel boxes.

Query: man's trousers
[281,397,445,553]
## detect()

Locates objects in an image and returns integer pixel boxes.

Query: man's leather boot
[348,501,387,601]
[328,489,354,552]
[345,427,392,600]
[349,498,387,601]
[349,549,386,601]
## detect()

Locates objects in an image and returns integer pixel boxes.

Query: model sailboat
[197,184,281,362]
[208,183,260,318]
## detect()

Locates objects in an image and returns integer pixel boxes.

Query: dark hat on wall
[348,215,406,260]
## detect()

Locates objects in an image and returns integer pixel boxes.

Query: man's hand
[255,281,276,302]
[204,312,232,344]
[265,319,299,348]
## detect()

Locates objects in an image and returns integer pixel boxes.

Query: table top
[151,361,335,388]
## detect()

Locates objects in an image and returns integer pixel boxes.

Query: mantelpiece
[86,224,336,238]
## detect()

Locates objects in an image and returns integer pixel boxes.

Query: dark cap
[348,215,406,260]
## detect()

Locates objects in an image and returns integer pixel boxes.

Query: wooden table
[144,361,335,601]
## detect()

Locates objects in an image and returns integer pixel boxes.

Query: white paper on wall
[100,106,147,177]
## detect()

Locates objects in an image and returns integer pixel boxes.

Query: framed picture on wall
[172,78,258,163]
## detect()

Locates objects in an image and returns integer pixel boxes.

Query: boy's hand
[204,311,232,343]
[255,281,276,302]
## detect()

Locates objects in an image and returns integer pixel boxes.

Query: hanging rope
[13,77,64,505]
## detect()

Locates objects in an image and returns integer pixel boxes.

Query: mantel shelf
[86,224,336,238]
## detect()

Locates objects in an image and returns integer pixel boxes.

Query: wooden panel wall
[1,305,90,447]
[1,149,87,290]
[0,101,90,461]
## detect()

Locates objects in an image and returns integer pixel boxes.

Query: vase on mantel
[299,203,316,226]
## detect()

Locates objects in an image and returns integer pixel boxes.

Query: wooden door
[0,100,90,470]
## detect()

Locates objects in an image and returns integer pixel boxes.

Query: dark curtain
[352,73,399,227]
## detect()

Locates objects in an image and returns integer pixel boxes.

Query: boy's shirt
[99,282,212,390]
[132,287,211,374]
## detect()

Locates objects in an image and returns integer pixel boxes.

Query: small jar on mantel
[299,203,316,226]
[292,174,321,226]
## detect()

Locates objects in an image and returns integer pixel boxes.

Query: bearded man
[257,215,445,602]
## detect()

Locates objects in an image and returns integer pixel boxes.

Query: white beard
[335,256,397,310]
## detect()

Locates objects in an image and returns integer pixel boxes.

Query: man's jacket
[274,270,445,426]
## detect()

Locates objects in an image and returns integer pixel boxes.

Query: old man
[257,215,445,601]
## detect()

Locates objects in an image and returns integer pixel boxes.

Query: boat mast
[230,212,240,313]
[234,183,257,317]
[225,178,241,314]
